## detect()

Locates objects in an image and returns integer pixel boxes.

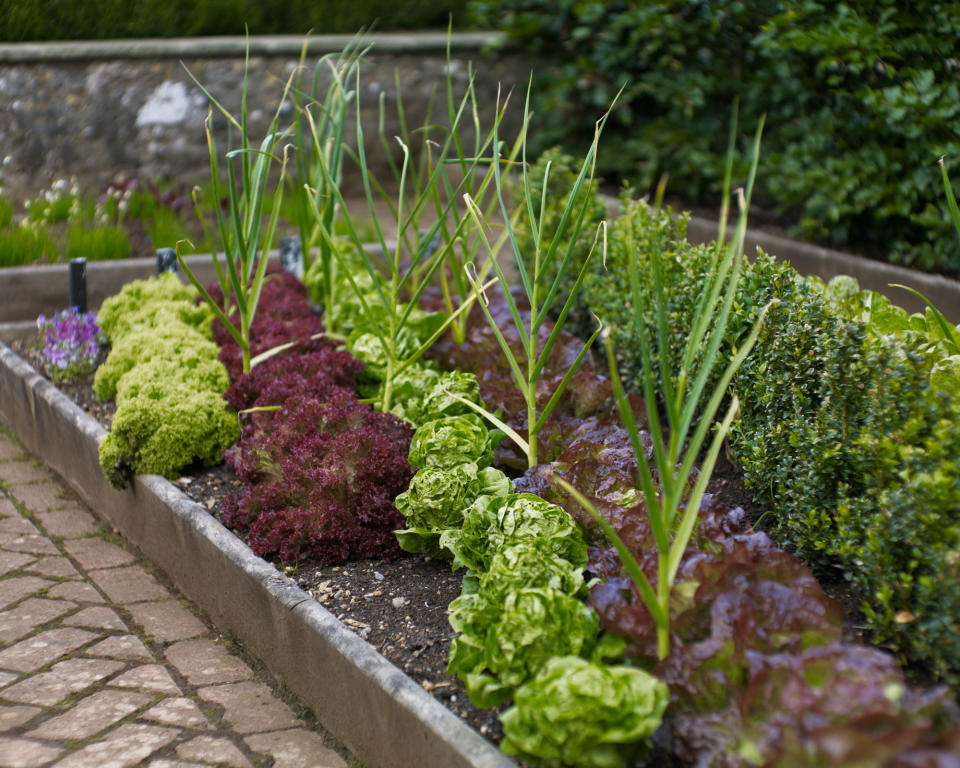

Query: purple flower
[36,307,103,383]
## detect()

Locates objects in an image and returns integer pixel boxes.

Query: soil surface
[8,337,888,765]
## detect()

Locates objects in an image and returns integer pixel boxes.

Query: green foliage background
[0,0,468,39]
[469,0,960,275]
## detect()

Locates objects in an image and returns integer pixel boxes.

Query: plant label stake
[280,236,304,280]
[68,257,86,314]
[156,248,178,275]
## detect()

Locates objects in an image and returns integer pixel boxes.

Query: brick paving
[0,430,353,768]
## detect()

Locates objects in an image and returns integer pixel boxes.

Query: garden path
[0,430,354,768]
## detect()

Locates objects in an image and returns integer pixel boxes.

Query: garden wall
[0,32,524,201]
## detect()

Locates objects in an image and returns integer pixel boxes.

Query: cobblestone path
[0,429,355,768]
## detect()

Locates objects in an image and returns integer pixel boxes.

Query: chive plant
[302,46,513,413]
[452,84,617,468]
[559,113,777,660]
[179,41,294,374]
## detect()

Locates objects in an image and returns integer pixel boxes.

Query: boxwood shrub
[470,0,960,275]
[520,151,960,687]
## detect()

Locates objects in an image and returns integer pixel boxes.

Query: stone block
[89,566,168,604]
[64,537,135,569]
[245,729,349,768]
[35,507,99,539]
[126,600,207,642]
[198,682,300,735]
[24,689,152,741]
[165,639,254,686]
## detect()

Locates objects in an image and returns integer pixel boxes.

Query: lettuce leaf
[500,655,668,768]
[448,586,608,707]
[393,463,510,556]
[441,492,587,573]
[407,413,494,470]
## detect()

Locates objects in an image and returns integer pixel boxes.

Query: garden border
[0,341,513,768]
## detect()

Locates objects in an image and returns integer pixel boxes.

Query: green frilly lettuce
[394,463,510,556]
[440,492,587,573]
[500,656,669,768]
[408,413,494,470]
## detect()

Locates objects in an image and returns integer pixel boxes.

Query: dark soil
[6,337,885,764]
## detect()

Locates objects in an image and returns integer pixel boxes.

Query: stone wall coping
[0,31,507,63]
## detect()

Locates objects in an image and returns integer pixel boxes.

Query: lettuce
[441,492,587,573]
[419,370,483,421]
[448,539,588,643]
[407,413,494,469]
[393,463,510,555]
[447,586,609,707]
[500,656,668,768]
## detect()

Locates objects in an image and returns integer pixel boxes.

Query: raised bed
[0,340,512,768]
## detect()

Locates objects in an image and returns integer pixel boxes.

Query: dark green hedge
[0,0,467,40]
[469,0,960,276]
[519,149,960,688]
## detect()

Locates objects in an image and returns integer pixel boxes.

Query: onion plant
[288,36,366,294]
[558,112,777,660]
[370,34,523,344]
[450,85,617,468]
[302,46,514,413]
[178,42,294,374]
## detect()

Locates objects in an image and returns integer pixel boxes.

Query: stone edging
[684,216,960,324]
[0,342,513,768]
[0,31,507,62]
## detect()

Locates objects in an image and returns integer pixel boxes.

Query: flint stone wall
[0,33,525,201]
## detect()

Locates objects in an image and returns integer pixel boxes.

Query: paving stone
[24,689,153,741]
[87,634,153,662]
[245,729,348,768]
[89,566,168,604]
[0,532,59,556]
[9,481,69,513]
[126,600,207,642]
[0,670,17,687]
[0,515,39,534]
[0,703,42,730]
[64,537,134,570]
[63,605,127,631]
[141,697,211,730]
[0,575,51,609]
[47,581,105,603]
[177,734,252,767]
[148,761,205,768]
[50,722,180,768]
[0,551,36,577]
[0,498,16,516]
[1,658,124,705]
[0,736,63,767]
[0,461,51,484]
[0,627,98,672]
[0,439,26,461]
[165,639,254,686]
[35,507,98,539]
[0,597,77,645]
[24,555,82,580]
[198,682,300,735]
[109,664,181,695]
